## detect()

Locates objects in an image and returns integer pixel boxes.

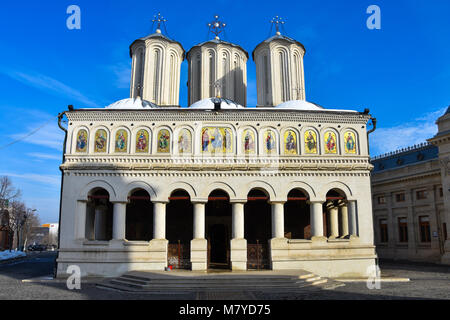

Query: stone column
[149,201,168,270]
[94,205,107,240]
[328,204,339,238]
[271,202,285,238]
[310,201,325,240]
[232,202,245,239]
[348,200,358,238]
[339,203,349,238]
[191,202,207,271]
[112,202,127,240]
[230,201,247,271]
[153,202,166,239]
[76,200,87,239]
[193,202,205,239]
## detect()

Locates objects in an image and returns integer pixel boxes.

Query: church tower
[129,13,185,106]
[186,15,248,106]
[253,16,306,107]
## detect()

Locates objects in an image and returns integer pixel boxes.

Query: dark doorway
[86,188,113,241]
[166,190,193,269]
[284,189,310,239]
[245,189,271,269]
[206,190,231,269]
[126,189,153,241]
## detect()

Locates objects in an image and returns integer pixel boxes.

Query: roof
[186,38,249,60]
[252,33,306,60]
[129,31,185,59]
[105,97,158,110]
[370,143,438,173]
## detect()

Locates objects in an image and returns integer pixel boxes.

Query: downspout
[55,110,68,278]
[367,114,377,155]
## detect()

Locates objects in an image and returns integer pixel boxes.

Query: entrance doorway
[245,189,271,270]
[167,190,193,269]
[206,190,231,269]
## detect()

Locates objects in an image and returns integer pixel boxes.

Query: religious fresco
[242,130,255,154]
[201,127,233,153]
[284,130,298,155]
[344,131,357,154]
[157,129,171,153]
[135,129,149,153]
[304,130,318,154]
[324,131,337,154]
[76,129,88,153]
[178,129,192,154]
[263,130,277,154]
[94,129,108,153]
[115,129,128,153]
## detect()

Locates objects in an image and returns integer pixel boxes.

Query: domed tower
[129,13,185,106]
[186,15,248,106]
[252,16,306,107]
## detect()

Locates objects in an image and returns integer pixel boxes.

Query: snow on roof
[105,97,158,109]
[189,98,245,109]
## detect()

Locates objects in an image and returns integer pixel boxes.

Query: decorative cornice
[66,110,370,124]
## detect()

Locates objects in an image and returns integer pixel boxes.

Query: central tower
[186,15,248,106]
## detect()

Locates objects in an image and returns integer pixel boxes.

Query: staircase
[97,270,344,293]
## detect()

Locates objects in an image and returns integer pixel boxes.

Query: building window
[395,193,405,202]
[379,219,388,243]
[419,216,431,243]
[439,187,443,198]
[444,223,448,240]
[398,217,408,242]
[416,190,427,200]
[377,196,386,204]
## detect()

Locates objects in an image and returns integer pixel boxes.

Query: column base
[311,236,327,243]
[230,238,247,271]
[109,239,125,248]
[190,238,207,271]
[149,239,168,268]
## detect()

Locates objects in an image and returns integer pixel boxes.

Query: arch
[79,180,118,202]
[239,126,258,155]
[245,181,276,200]
[281,127,300,155]
[284,181,317,201]
[201,181,237,199]
[162,181,197,200]
[154,126,172,154]
[133,126,152,153]
[340,127,359,155]
[319,181,354,200]
[123,181,157,201]
[73,126,89,153]
[112,126,131,154]
[260,126,279,156]
[91,126,110,153]
[174,125,194,155]
[321,127,340,155]
[302,127,320,155]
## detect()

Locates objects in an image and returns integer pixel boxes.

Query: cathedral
[56,15,377,278]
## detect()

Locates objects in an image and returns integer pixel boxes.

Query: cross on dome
[270,15,285,35]
[207,15,226,40]
[152,12,167,34]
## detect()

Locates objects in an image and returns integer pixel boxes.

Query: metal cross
[270,15,285,34]
[152,12,167,31]
[207,15,226,39]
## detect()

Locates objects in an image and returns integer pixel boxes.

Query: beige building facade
[371,108,450,264]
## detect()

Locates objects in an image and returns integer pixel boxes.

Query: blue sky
[0,0,449,223]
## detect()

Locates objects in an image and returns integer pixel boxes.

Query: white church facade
[56,15,377,278]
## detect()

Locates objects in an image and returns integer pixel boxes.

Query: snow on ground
[0,250,26,261]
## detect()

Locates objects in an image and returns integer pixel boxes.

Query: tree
[0,176,21,223]
[22,208,40,250]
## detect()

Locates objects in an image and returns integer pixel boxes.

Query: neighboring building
[28,226,49,246]
[42,223,59,246]
[371,107,450,264]
[0,203,11,250]
[56,15,377,278]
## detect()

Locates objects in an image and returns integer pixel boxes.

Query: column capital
[269,200,286,205]
[110,200,128,205]
[191,198,208,204]
[152,200,169,204]
[230,198,247,204]
[307,200,325,205]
